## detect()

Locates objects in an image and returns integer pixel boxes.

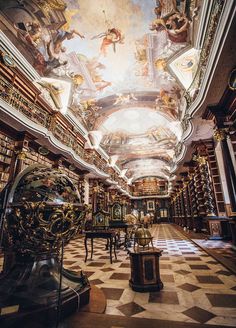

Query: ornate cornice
[173,0,235,169]
[185,0,225,107]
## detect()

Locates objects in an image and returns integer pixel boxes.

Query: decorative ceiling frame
[171,0,235,168]
[0,31,131,194]
[0,0,234,197]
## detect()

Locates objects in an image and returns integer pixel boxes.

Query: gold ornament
[213,128,228,141]
[193,154,207,166]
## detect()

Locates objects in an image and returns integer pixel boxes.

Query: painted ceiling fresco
[0,0,202,184]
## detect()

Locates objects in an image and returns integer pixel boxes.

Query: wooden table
[109,221,133,249]
[84,230,117,264]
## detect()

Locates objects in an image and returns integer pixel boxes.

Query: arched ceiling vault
[0,0,232,192]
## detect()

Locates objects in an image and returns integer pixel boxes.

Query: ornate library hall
[0,1,236,327]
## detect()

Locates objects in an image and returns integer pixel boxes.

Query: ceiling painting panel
[0,0,203,186]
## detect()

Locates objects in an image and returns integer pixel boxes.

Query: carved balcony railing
[0,75,129,190]
[132,190,168,197]
[0,75,51,129]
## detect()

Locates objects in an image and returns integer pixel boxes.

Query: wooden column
[203,83,236,244]
[191,163,205,232]
[180,172,192,229]
[213,128,236,215]
[194,142,229,239]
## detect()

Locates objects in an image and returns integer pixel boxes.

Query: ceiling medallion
[38,146,49,156]
[69,164,76,171]
[0,50,15,67]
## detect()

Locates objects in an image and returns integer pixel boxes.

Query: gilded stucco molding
[185,0,225,107]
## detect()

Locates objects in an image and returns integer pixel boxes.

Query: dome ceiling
[0,0,203,184]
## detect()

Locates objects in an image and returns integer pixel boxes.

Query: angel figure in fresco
[165,13,190,43]
[155,89,179,119]
[84,57,112,92]
[113,93,137,106]
[14,21,42,49]
[155,0,177,18]
[52,29,85,54]
[91,10,124,56]
[92,28,124,56]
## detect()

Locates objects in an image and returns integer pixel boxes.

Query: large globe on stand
[0,164,89,324]
[5,164,85,254]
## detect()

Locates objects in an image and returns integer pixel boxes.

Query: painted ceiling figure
[91,10,124,56]
[40,29,84,75]
[38,81,63,109]
[159,0,177,18]
[84,57,112,92]
[15,21,42,49]
[165,13,189,43]
[14,19,85,75]
[52,29,85,54]
[113,93,137,106]
[92,27,124,56]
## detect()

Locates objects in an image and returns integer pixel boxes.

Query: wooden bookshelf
[206,142,226,216]
[0,132,14,191]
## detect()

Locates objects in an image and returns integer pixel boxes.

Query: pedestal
[205,216,229,240]
[0,254,90,325]
[129,248,163,292]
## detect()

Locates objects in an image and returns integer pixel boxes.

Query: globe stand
[129,226,163,292]
[0,164,91,326]
[0,253,90,326]
[129,248,163,292]
[133,236,154,252]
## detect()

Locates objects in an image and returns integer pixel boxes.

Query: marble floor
[0,224,236,327]
[63,224,236,327]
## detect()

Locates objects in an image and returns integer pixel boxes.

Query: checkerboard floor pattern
[63,224,236,326]
[0,224,235,326]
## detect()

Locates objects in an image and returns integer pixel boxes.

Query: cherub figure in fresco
[155,89,179,119]
[159,89,177,107]
[91,10,124,56]
[113,93,137,106]
[92,28,124,56]
[165,13,190,43]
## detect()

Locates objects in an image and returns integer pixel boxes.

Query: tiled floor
[0,224,235,327]
[63,224,236,327]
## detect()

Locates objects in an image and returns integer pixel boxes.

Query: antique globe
[5,164,85,254]
[0,164,90,323]
[134,226,153,250]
